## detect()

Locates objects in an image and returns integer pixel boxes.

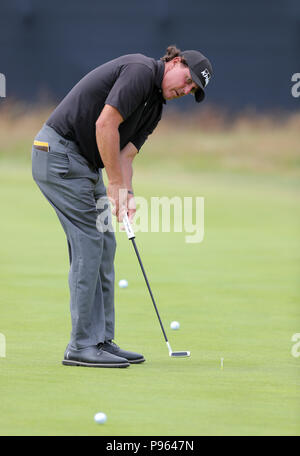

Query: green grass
[0,149,299,435]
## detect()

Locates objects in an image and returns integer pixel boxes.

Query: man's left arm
[120,142,138,222]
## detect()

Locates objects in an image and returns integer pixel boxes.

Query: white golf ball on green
[94,412,107,424]
[170,321,180,330]
[118,279,128,288]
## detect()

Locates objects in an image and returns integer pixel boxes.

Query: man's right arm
[95,104,127,222]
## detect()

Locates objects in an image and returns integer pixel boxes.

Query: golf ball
[118,279,128,288]
[94,412,107,424]
[170,321,180,330]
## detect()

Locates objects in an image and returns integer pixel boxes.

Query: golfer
[32,45,213,368]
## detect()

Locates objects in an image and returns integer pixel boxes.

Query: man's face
[161,59,199,101]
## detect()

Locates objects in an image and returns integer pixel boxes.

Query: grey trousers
[32,124,116,349]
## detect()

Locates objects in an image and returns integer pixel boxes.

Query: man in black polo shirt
[32,45,213,368]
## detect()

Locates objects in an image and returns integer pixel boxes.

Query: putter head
[169,351,190,357]
[166,342,190,358]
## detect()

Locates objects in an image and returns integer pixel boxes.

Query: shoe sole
[62,360,130,368]
[128,357,145,364]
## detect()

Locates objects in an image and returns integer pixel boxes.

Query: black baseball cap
[180,50,213,102]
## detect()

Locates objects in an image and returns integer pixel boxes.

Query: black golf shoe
[101,341,145,364]
[62,344,130,368]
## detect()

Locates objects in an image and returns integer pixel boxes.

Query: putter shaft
[123,214,190,358]
[130,237,168,344]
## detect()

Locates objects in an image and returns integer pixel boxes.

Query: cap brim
[195,89,205,103]
[190,68,205,103]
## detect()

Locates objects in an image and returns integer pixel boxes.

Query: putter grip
[123,213,135,240]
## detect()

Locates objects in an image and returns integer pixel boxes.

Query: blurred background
[1,0,300,110]
[0,0,299,172]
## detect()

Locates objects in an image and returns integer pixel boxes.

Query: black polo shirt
[46,54,165,169]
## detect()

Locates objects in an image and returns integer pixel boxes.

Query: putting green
[0,159,299,436]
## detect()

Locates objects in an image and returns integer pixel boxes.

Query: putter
[123,213,190,358]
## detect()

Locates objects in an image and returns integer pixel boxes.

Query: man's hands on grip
[127,190,136,224]
[107,182,136,224]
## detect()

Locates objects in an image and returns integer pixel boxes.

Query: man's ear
[171,56,182,67]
